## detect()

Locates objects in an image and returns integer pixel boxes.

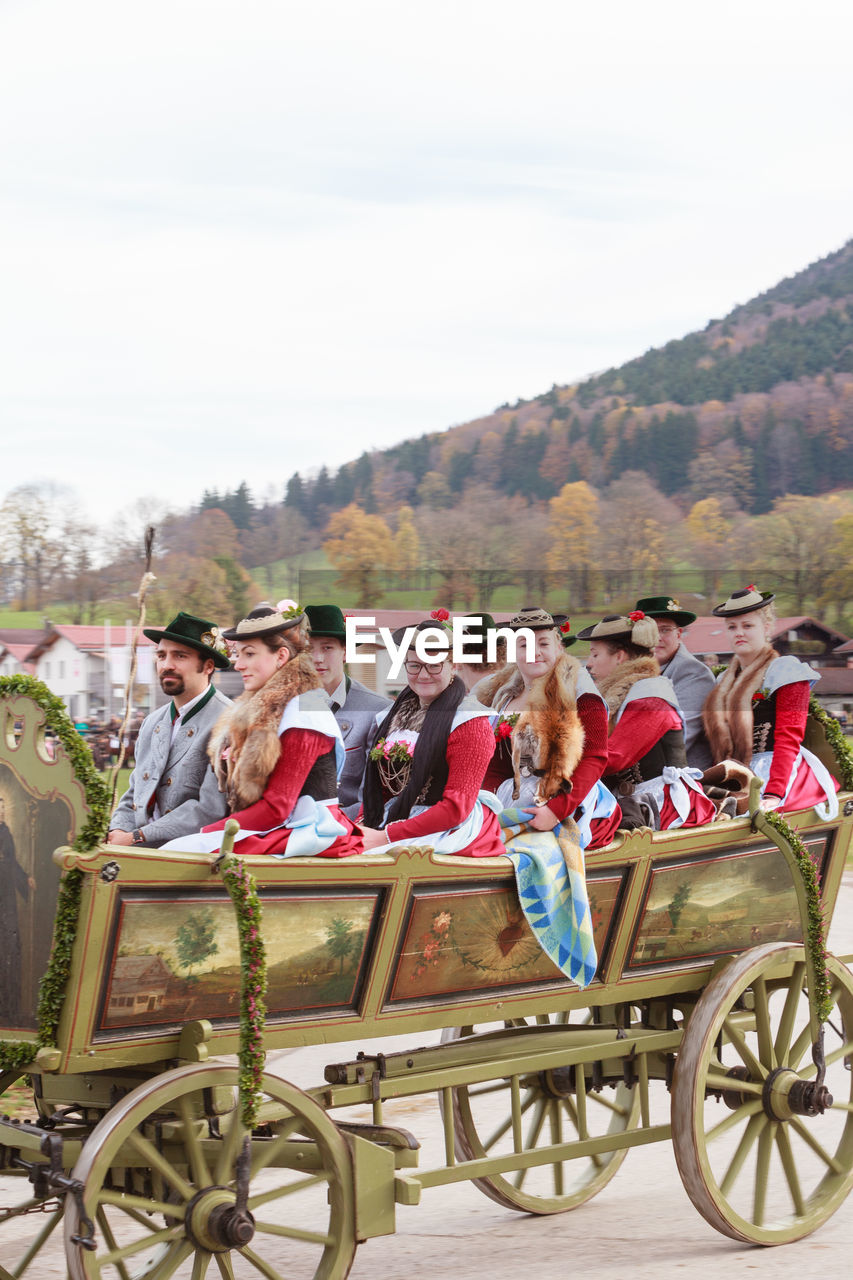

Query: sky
[1,0,852,528]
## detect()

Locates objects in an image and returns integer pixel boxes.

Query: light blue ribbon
[274,795,348,858]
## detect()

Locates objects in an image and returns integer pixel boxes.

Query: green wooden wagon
[1,685,852,1279]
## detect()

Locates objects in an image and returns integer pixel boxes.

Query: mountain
[281,238,853,523]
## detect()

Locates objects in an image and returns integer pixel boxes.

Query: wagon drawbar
[1,681,852,1277]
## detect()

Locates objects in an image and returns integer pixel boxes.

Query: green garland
[220,855,267,1128]
[0,677,108,1073]
[762,808,832,1023]
[808,694,853,791]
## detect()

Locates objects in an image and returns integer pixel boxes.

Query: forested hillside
[276,238,853,524]
[3,240,853,627]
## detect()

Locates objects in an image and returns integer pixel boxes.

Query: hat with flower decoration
[551,613,577,649]
[711,585,775,618]
[576,611,659,650]
[143,612,232,670]
[221,602,304,642]
[507,605,560,632]
[633,595,697,627]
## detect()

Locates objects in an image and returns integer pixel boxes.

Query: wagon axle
[762,1067,833,1120]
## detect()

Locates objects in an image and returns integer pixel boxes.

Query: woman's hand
[522,804,560,831]
[360,826,390,851]
[759,794,783,812]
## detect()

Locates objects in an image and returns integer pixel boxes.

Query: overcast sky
[1,0,851,527]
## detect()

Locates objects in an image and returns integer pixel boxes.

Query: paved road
[4,873,852,1278]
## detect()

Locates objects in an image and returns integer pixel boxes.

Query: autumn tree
[392,506,420,589]
[323,505,393,607]
[751,494,844,612]
[685,497,734,596]
[545,481,599,607]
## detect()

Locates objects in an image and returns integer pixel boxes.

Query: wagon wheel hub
[762,1066,834,1121]
[184,1185,256,1252]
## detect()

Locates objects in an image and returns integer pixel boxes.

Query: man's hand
[107,829,134,846]
[759,794,783,813]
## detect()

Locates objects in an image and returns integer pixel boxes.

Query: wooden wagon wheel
[63,1062,355,1280]
[672,942,853,1244]
[440,1012,640,1214]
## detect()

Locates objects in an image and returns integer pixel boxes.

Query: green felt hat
[305,604,347,642]
[458,613,497,653]
[633,595,696,627]
[143,612,232,670]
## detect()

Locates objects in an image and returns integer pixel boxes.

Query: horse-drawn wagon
[1,681,852,1278]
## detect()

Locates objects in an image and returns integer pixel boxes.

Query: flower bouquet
[493,712,519,742]
[370,731,418,795]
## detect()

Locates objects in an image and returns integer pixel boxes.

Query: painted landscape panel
[100,891,380,1031]
[628,845,802,969]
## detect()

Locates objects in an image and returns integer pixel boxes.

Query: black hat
[389,618,451,652]
[143,612,232,670]
[304,604,347,642]
[222,604,304,642]
[711,587,775,618]
[633,595,696,627]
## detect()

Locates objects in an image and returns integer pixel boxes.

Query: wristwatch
[131,829,147,846]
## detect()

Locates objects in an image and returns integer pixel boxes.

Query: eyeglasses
[404,659,446,676]
[656,626,679,636]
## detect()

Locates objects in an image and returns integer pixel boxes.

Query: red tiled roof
[25,625,154,661]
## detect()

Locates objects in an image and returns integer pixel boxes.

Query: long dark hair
[362,675,467,827]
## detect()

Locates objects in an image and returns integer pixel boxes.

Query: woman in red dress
[703,586,839,818]
[168,604,362,857]
[580,612,715,830]
[476,607,621,850]
[359,620,504,856]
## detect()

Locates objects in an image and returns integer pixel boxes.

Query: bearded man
[108,612,232,847]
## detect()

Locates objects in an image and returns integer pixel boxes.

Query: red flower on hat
[560,618,572,634]
[431,608,450,623]
[747,584,757,592]
[628,610,645,622]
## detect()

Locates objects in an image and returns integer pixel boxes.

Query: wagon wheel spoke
[788,1118,845,1174]
[248,1119,312,1177]
[705,1098,764,1144]
[721,1015,767,1081]
[512,1099,548,1189]
[752,1121,774,1226]
[252,1219,337,1245]
[774,962,806,1063]
[751,978,776,1071]
[548,1100,564,1196]
[124,1129,195,1201]
[719,1112,767,1195]
[213,1114,248,1186]
[237,1245,286,1279]
[704,1072,763,1096]
[481,1091,535,1152]
[177,1091,213,1189]
[100,1222,185,1267]
[798,1037,853,1079]
[247,1174,328,1210]
[214,1255,236,1279]
[190,1250,213,1280]
[95,1207,133,1280]
[774,1124,805,1217]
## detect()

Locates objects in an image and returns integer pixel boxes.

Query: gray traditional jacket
[110,687,232,846]
[334,677,392,817]
[659,641,715,771]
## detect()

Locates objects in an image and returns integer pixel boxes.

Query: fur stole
[207,654,321,810]
[703,645,777,765]
[475,657,586,803]
[596,655,660,728]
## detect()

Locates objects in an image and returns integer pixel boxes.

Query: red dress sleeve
[765,682,810,798]
[202,729,332,833]
[606,698,681,773]
[385,717,495,842]
[546,693,609,822]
